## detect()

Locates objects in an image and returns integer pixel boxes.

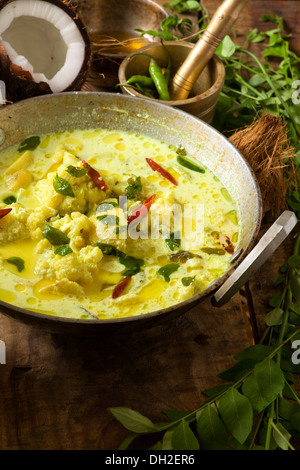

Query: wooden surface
[0,0,299,450]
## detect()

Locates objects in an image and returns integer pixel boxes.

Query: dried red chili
[79,158,108,192]
[0,208,12,219]
[112,276,132,299]
[146,158,177,186]
[128,194,156,226]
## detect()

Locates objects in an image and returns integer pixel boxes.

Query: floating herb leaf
[54,245,73,256]
[66,165,90,177]
[125,176,142,199]
[165,231,181,251]
[97,201,118,213]
[3,196,16,205]
[181,276,195,286]
[158,263,180,282]
[119,255,144,277]
[42,224,70,246]
[96,243,125,258]
[97,214,120,226]
[18,136,40,152]
[6,256,24,272]
[53,174,75,197]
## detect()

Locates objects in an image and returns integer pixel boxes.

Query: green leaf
[288,255,300,268]
[66,165,90,177]
[3,195,16,205]
[158,263,180,282]
[166,231,181,251]
[97,214,120,226]
[201,383,232,398]
[272,422,291,450]
[18,135,40,152]
[171,420,200,450]
[218,389,253,444]
[125,176,142,199]
[216,35,236,58]
[97,201,118,213]
[268,291,283,308]
[96,243,124,258]
[218,358,257,382]
[196,405,227,450]
[117,433,139,450]
[263,307,284,326]
[242,359,285,412]
[53,174,75,197]
[6,256,25,272]
[234,344,274,362]
[161,429,174,450]
[42,223,70,246]
[290,272,300,302]
[181,276,195,287]
[107,407,157,433]
[54,245,73,256]
[119,255,144,276]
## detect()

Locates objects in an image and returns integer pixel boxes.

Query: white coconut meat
[0,0,86,92]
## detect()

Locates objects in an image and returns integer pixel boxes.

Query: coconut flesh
[0,0,87,93]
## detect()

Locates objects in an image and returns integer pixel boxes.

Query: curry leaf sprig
[108,232,300,450]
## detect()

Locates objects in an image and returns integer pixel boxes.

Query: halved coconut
[0,0,91,95]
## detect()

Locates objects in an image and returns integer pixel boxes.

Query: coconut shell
[0,43,52,103]
[0,0,92,102]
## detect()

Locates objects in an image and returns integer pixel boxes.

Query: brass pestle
[170,0,249,101]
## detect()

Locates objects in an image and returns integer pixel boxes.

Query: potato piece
[6,169,33,191]
[5,151,33,175]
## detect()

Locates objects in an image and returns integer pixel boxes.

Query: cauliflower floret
[35,172,64,210]
[26,206,57,232]
[34,244,103,285]
[0,203,32,244]
[35,150,106,215]
[37,279,85,297]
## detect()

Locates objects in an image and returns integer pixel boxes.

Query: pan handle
[212,210,298,307]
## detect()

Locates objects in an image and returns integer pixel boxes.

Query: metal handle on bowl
[212,210,298,307]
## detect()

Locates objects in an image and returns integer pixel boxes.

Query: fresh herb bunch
[108,232,300,450]
[212,15,300,216]
[108,3,300,450]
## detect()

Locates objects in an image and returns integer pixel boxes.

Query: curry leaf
[53,174,74,197]
[125,176,142,199]
[196,405,227,450]
[218,389,253,444]
[18,135,40,152]
[54,245,73,256]
[158,263,180,282]
[107,407,158,433]
[42,224,70,246]
[6,256,25,272]
[171,420,200,450]
[242,359,285,412]
[66,165,89,177]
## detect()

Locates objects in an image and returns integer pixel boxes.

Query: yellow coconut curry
[0,129,240,320]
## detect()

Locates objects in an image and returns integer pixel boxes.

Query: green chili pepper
[161,41,171,86]
[126,75,155,89]
[149,57,171,101]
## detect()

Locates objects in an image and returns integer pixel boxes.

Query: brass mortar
[118,41,225,124]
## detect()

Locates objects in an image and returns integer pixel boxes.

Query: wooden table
[0,0,299,450]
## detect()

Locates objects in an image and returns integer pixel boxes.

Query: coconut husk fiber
[229,113,295,217]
